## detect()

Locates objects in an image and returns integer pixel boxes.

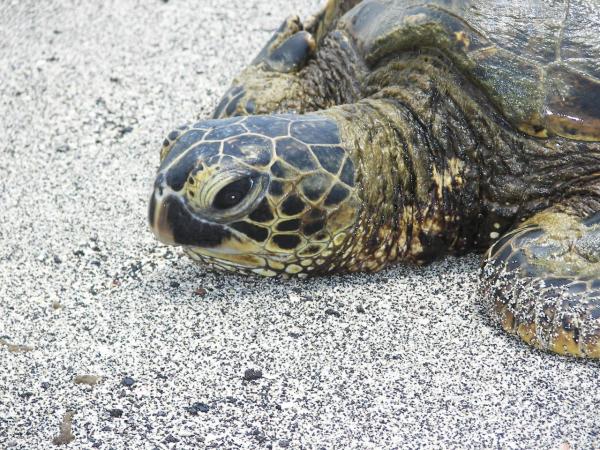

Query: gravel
[1,0,599,448]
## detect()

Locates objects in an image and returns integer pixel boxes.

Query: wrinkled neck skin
[317,44,600,271]
[322,96,482,269]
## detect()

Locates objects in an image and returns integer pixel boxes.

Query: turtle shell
[337,0,600,141]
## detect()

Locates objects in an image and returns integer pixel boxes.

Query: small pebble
[324,308,341,317]
[164,434,179,444]
[185,402,210,415]
[108,409,123,418]
[122,376,136,387]
[119,126,134,136]
[243,368,263,382]
[194,287,207,296]
[73,372,100,385]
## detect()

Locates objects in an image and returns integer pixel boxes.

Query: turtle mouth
[149,193,231,248]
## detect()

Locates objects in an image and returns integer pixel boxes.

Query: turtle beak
[148,176,231,248]
[149,185,177,246]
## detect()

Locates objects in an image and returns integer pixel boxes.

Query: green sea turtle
[149,0,600,358]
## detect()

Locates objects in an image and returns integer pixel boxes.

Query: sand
[0,1,599,448]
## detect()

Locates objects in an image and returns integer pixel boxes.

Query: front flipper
[252,0,363,72]
[252,16,316,74]
[482,210,600,358]
[212,1,364,119]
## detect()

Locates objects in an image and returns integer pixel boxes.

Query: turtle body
[150,0,600,358]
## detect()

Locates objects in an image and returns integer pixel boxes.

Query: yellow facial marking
[285,264,303,274]
[333,233,347,246]
[252,268,277,277]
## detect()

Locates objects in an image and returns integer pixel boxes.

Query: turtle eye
[213,177,253,209]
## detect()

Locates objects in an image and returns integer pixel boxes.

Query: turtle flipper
[482,209,600,358]
[252,16,316,74]
[212,2,364,119]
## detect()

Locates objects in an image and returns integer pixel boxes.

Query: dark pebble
[122,376,135,387]
[185,402,210,415]
[41,382,50,390]
[279,439,290,448]
[356,304,365,313]
[164,434,179,444]
[73,249,84,256]
[243,368,263,381]
[324,308,341,317]
[120,126,134,136]
[108,409,123,418]
[194,287,207,296]
[170,281,180,288]
[53,255,62,264]
[56,144,70,153]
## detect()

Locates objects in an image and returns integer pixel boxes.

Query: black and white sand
[1,1,598,448]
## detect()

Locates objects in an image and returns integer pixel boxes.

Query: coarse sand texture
[1,1,599,449]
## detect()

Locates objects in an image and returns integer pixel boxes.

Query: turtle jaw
[149,192,231,248]
[149,190,270,271]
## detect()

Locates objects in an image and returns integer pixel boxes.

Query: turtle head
[149,114,360,277]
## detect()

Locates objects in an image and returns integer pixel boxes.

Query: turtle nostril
[154,173,165,196]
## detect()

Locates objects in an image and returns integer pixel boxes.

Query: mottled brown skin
[151,0,600,357]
